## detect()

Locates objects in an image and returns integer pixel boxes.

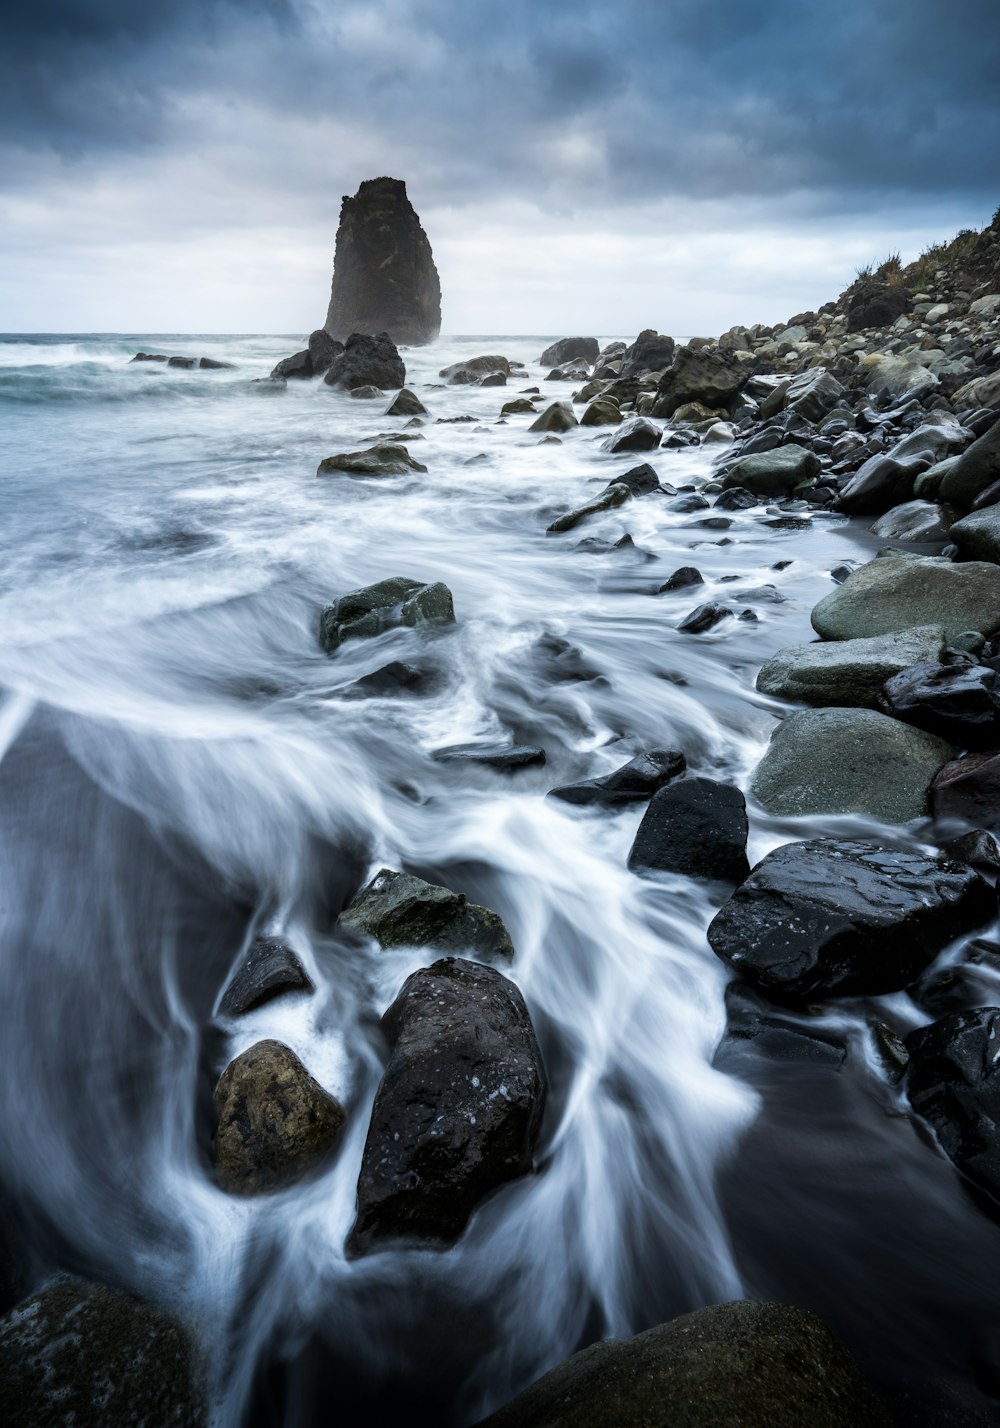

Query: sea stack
[325,177,441,346]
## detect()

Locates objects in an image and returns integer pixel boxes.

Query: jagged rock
[441,356,512,384]
[349,958,545,1253]
[602,416,661,453]
[755,626,946,708]
[319,576,455,652]
[529,402,578,434]
[546,483,630,533]
[539,337,599,367]
[339,868,515,960]
[385,388,427,416]
[869,500,955,542]
[905,1008,1000,1205]
[270,348,312,379]
[628,777,749,881]
[317,443,427,477]
[616,329,676,379]
[950,503,1000,562]
[308,328,342,375]
[219,935,312,1017]
[951,372,1000,412]
[942,829,1000,877]
[721,444,821,496]
[653,347,749,417]
[549,750,686,807]
[323,331,406,390]
[346,660,435,697]
[811,555,1000,643]
[476,1301,894,1428]
[846,282,909,332]
[0,1278,205,1428]
[579,398,622,426]
[877,662,1000,747]
[707,838,994,1003]
[714,486,759,511]
[931,752,1000,828]
[325,177,440,344]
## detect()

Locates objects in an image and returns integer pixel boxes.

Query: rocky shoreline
[4,213,1000,1425]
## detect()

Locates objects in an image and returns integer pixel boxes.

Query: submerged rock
[317,443,428,478]
[0,1278,205,1428]
[755,626,946,708]
[339,868,515,960]
[677,601,732,634]
[219,935,312,1018]
[708,838,995,1003]
[323,331,406,391]
[811,555,1000,643]
[349,958,545,1253]
[628,777,749,881]
[579,398,622,427]
[385,387,428,417]
[476,1300,894,1428]
[213,1039,345,1195]
[602,415,661,453]
[906,1008,1000,1206]
[659,566,704,593]
[319,576,455,652]
[529,402,578,434]
[325,177,440,345]
[751,707,952,822]
[549,749,686,807]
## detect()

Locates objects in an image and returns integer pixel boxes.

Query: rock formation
[325,177,441,346]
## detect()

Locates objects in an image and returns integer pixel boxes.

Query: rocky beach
[2,203,1000,1426]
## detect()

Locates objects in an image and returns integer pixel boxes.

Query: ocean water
[0,333,998,1425]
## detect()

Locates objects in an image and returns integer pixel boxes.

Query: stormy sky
[2,0,999,334]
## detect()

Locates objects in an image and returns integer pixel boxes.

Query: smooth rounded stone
[878,662,1000,747]
[658,566,704,594]
[905,1008,1000,1205]
[546,482,630,534]
[939,416,1000,508]
[323,331,406,390]
[671,400,724,423]
[475,1300,893,1428]
[714,485,758,510]
[751,707,953,822]
[539,337,599,367]
[501,397,537,416]
[783,366,845,422]
[869,499,955,542]
[529,402,578,434]
[433,743,546,772]
[949,504,1000,563]
[707,837,995,1003]
[317,442,428,477]
[578,398,621,427]
[167,355,197,369]
[602,415,661,453]
[653,346,749,416]
[213,1040,345,1195]
[811,555,1000,644]
[480,371,508,387]
[703,420,737,442]
[835,452,933,515]
[219,935,312,1017]
[973,477,1000,512]
[548,749,686,808]
[627,777,749,881]
[755,625,946,708]
[349,958,546,1254]
[385,386,427,416]
[669,492,710,513]
[441,356,511,384]
[0,1278,205,1428]
[720,443,821,495]
[677,602,732,634]
[338,868,515,960]
[862,356,939,398]
[320,576,455,653]
[932,752,1000,828]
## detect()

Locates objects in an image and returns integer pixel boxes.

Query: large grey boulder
[755,626,945,708]
[869,500,955,543]
[783,366,844,422]
[721,444,821,496]
[835,453,934,515]
[539,337,598,367]
[529,402,578,434]
[546,483,631,533]
[949,504,1000,563]
[339,868,515,960]
[0,1278,205,1427]
[325,177,440,345]
[862,356,938,397]
[940,417,1000,509]
[319,576,455,652]
[616,329,676,379]
[322,331,406,390]
[476,1301,894,1428]
[811,554,1000,643]
[653,347,749,417]
[750,707,953,822]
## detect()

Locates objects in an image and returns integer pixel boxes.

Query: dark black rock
[347,660,434,696]
[349,958,546,1253]
[693,516,732,530]
[319,576,455,653]
[762,515,811,529]
[677,602,732,634]
[659,566,704,593]
[339,869,515,960]
[271,348,313,379]
[942,829,1000,878]
[434,744,546,771]
[714,486,758,510]
[909,940,1000,1017]
[0,1278,205,1427]
[932,752,1000,828]
[616,329,677,379]
[130,352,168,362]
[167,355,196,369]
[722,983,847,1067]
[707,838,996,1004]
[197,357,234,370]
[628,777,749,881]
[846,282,909,332]
[323,331,406,391]
[308,328,343,375]
[606,462,661,496]
[539,337,599,367]
[669,493,710,512]
[905,1007,1000,1205]
[548,749,686,808]
[219,935,312,1018]
[877,662,1000,747]
[871,1019,910,1081]
[654,346,749,416]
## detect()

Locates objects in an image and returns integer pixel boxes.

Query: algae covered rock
[339,868,515,960]
[323,331,406,391]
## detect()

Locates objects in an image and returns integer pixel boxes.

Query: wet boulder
[607,462,661,496]
[348,958,546,1253]
[628,777,749,882]
[877,662,1000,747]
[579,398,622,426]
[714,485,758,511]
[320,576,455,652]
[811,555,1000,644]
[538,337,599,367]
[213,1039,345,1195]
[940,416,1000,509]
[750,707,952,822]
[476,1300,894,1428]
[616,329,676,379]
[339,868,515,960]
[720,444,821,496]
[317,442,427,477]
[0,1277,205,1428]
[602,415,661,453]
[677,602,732,634]
[219,935,312,1018]
[653,347,750,417]
[707,837,995,1003]
[659,566,704,593]
[529,402,578,434]
[949,504,1000,563]
[755,626,946,708]
[905,1008,1000,1205]
[546,482,630,533]
[385,387,427,416]
[549,749,686,808]
[932,752,1000,828]
[323,331,406,391]
[501,397,537,416]
[442,356,512,384]
[869,500,955,543]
